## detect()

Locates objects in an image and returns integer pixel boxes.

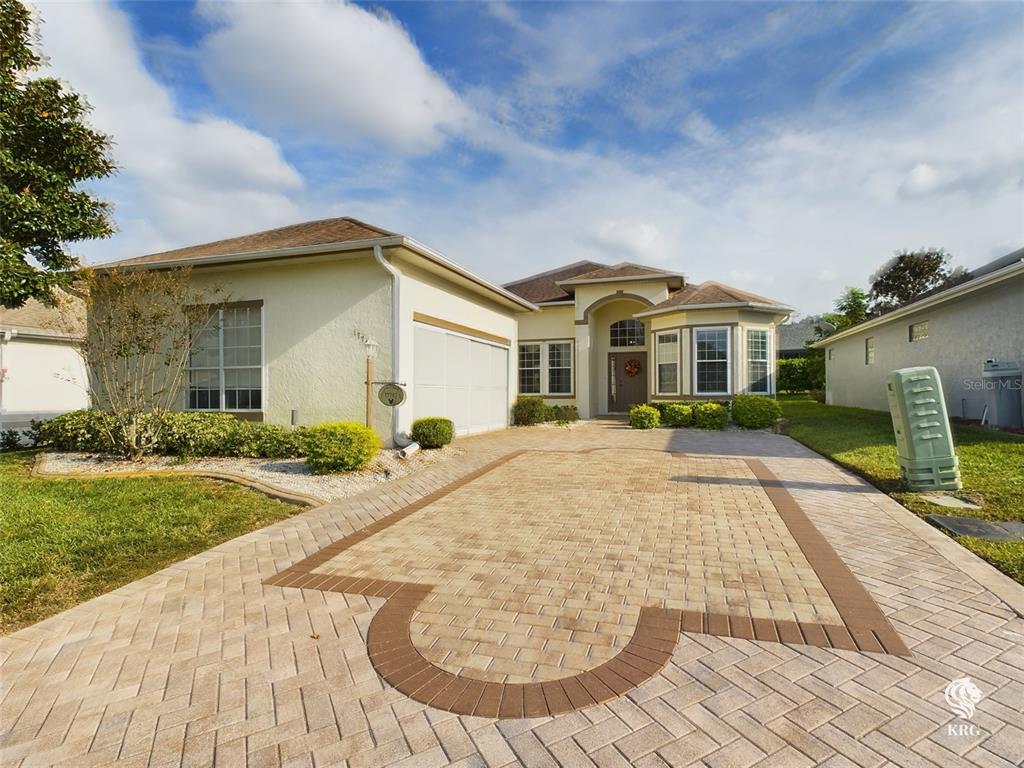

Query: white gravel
[37,445,464,504]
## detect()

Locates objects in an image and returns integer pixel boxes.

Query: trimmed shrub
[1,429,22,451]
[411,417,454,448]
[661,403,694,428]
[153,412,238,457]
[693,402,728,430]
[777,357,811,392]
[513,396,548,426]
[629,404,660,430]
[809,388,826,403]
[647,401,669,417]
[549,404,579,423]
[731,395,782,429]
[37,410,116,452]
[303,422,380,474]
[222,421,303,458]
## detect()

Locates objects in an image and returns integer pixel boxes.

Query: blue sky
[35,1,1024,314]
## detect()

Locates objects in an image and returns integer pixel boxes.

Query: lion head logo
[944,677,983,719]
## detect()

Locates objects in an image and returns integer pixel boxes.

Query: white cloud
[198,1,472,154]
[35,0,303,262]
[679,111,723,146]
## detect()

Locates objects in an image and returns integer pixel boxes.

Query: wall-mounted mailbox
[886,366,962,491]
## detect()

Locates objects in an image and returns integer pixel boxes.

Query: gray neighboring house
[778,316,833,358]
[811,247,1023,419]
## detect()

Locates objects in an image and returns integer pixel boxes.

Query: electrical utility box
[886,366,962,491]
[982,360,1023,429]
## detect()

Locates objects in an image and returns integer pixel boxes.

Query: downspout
[373,245,414,449]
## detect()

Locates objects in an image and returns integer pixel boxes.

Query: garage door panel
[413,322,509,435]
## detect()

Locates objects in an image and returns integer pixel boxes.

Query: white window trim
[518,340,574,397]
[185,305,265,413]
[655,330,681,396]
[693,326,732,396]
[745,327,771,395]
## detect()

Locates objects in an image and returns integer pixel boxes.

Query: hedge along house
[503,262,792,418]
[99,218,536,447]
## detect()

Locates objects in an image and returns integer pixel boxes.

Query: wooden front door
[608,352,647,412]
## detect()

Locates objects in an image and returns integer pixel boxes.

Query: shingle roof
[502,261,607,303]
[103,217,396,268]
[779,317,832,352]
[647,280,785,311]
[0,294,85,337]
[504,261,678,303]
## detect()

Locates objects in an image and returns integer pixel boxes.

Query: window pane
[548,342,571,368]
[548,368,571,394]
[547,342,572,394]
[697,361,728,393]
[695,329,728,361]
[188,369,220,410]
[747,330,769,393]
[187,305,262,411]
[695,328,729,393]
[519,368,541,394]
[909,321,928,342]
[658,363,678,394]
[610,319,645,347]
[657,332,678,364]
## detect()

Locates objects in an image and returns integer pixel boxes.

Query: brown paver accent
[263,446,908,717]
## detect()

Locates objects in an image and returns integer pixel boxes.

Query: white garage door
[413,323,509,435]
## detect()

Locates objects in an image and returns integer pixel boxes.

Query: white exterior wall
[0,336,89,428]
[823,276,1023,417]
[391,252,519,437]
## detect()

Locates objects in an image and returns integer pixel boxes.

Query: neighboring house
[0,297,89,430]
[101,218,535,446]
[811,247,1024,419]
[502,262,792,418]
[778,316,833,358]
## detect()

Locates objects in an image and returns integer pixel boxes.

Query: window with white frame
[187,303,263,411]
[747,329,770,393]
[694,327,730,395]
[909,321,928,342]
[518,341,573,395]
[518,343,541,394]
[865,337,876,365]
[655,331,680,395]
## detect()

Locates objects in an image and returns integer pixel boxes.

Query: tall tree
[814,286,868,339]
[0,0,116,308]
[868,248,962,315]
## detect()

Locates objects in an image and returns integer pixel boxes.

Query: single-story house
[811,247,1024,420]
[0,297,89,431]
[503,262,791,418]
[778,316,833,359]
[100,217,792,443]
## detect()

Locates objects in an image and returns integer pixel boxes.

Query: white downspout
[373,245,413,449]
[0,329,13,429]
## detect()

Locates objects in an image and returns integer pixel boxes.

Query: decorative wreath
[625,359,642,377]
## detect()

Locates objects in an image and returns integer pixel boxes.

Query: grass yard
[780,394,1024,583]
[0,451,301,634]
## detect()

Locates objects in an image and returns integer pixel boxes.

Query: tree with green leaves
[814,286,868,339]
[1,0,116,308]
[868,248,965,315]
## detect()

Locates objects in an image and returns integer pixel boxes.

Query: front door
[608,352,647,413]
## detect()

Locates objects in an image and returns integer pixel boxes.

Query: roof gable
[502,261,606,303]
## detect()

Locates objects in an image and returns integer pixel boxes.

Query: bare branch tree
[75,267,225,458]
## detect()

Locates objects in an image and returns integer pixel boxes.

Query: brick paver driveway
[2,423,1022,767]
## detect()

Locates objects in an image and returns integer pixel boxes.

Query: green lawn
[779,394,1024,583]
[0,451,301,634]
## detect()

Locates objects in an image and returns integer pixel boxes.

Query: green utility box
[886,366,962,490]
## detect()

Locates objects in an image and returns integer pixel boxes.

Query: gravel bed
[37,445,464,503]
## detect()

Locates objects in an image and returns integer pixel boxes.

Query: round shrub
[731,395,782,429]
[550,404,579,423]
[513,396,548,425]
[629,404,660,430]
[411,417,454,448]
[693,402,728,430]
[303,422,380,474]
[37,410,115,452]
[661,403,694,428]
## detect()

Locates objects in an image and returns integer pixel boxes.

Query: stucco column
[575,321,592,419]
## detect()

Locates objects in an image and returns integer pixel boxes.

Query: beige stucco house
[811,248,1024,420]
[102,217,792,443]
[0,296,89,431]
[503,262,792,418]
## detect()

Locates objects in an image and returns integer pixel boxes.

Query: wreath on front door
[625,358,642,377]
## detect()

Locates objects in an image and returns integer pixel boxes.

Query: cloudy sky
[33,0,1024,315]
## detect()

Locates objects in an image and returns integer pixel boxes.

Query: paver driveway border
[264,446,909,719]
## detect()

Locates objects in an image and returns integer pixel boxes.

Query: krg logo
[944,677,984,736]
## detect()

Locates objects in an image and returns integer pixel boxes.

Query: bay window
[655,331,680,395]
[746,329,770,394]
[518,340,573,396]
[187,302,263,411]
[694,327,730,395]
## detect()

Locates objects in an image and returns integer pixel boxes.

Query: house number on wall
[377,383,406,407]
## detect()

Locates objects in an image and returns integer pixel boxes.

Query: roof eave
[555,273,680,287]
[634,301,793,318]
[809,259,1024,348]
